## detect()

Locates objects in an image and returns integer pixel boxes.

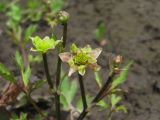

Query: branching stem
[77,73,115,120]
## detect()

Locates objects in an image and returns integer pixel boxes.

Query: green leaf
[15,51,24,71]
[19,113,27,120]
[51,33,57,40]
[32,79,46,90]
[112,61,133,89]
[0,63,15,83]
[94,71,102,88]
[76,98,83,112]
[60,71,70,93]
[28,54,42,63]
[115,105,127,113]
[50,0,64,14]
[6,4,22,25]
[60,70,78,111]
[22,66,31,87]
[96,100,108,109]
[68,80,78,104]
[60,94,69,110]
[76,95,92,112]
[111,94,122,107]
[27,0,42,9]
[0,3,6,12]
[11,113,27,120]
[95,22,105,41]
[24,25,37,44]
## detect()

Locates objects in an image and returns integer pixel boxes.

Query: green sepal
[78,65,86,76]
[70,43,78,53]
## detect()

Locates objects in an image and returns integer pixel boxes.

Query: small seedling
[95,22,108,46]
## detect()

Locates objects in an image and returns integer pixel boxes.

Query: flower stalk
[42,53,53,89]
[15,81,45,117]
[78,74,88,110]
[55,22,68,120]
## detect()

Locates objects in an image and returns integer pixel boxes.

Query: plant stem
[106,109,113,120]
[92,73,115,103]
[16,83,45,117]
[77,73,115,120]
[42,53,53,89]
[62,23,67,47]
[27,95,45,117]
[55,23,68,120]
[55,57,61,120]
[78,74,88,110]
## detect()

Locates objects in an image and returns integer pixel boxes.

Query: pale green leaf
[60,70,78,110]
[76,95,92,112]
[6,4,22,25]
[94,71,102,88]
[67,80,78,104]
[112,61,133,89]
[111,94,122,107]
[15,51,24,71]
[96,100,108,109]
[19,113,27,120]
[32,79,46,91]
[76,98,83,112]
[28,54,42,63]
[115,105,127,113]
[60,94,69,110]
[22,66,31,87]
[24,25,36,44]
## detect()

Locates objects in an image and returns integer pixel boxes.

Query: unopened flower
[31,36,61,53]
[59,44,102,76]
[58,11,69,24]
[113,55,122,74]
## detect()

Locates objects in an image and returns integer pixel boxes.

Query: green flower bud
[58,11,69,24]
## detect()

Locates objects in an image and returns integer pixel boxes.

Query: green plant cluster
[0,0,133,120]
